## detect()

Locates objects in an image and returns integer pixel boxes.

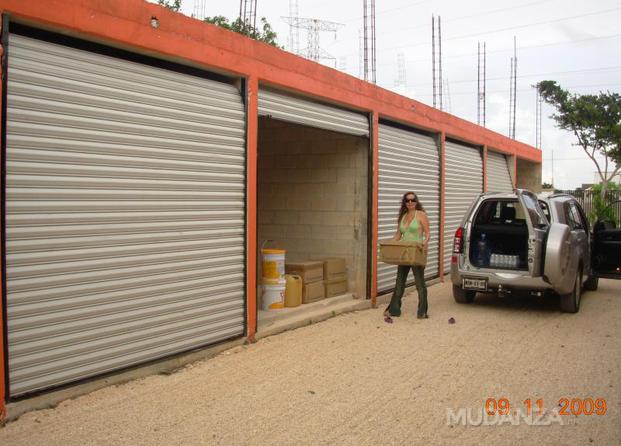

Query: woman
[385,191,430,319]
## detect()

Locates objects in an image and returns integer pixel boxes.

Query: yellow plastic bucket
[261,249,285,284]
[262,281,285,310]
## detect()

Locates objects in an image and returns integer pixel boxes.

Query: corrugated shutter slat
[443,141,483,272]
[378,125,440,293]
[6,34,246,396]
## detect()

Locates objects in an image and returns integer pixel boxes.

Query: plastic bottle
[477,234,488,267]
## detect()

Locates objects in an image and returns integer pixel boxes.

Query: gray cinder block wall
[516,158,542,193]
[257,118,368,297]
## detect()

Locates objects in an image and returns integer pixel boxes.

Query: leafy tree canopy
[542,182,554,189]
[537,80,621,198]
[204,16,280,47]
[157,0,181,12]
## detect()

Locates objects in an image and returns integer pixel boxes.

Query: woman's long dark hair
[397,191,425,223]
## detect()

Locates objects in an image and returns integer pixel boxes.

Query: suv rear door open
[592,200,621,280]
[516,190,548,279]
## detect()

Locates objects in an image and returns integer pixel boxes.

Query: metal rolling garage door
[443,141,483,272]
[378,124,440,293]
[5,33,246,396]
[258,88,369,136]
[486,151,514,192]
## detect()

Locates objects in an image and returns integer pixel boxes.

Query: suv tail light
[452,227,464,264]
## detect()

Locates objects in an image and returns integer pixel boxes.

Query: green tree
[542,182,554,189]
[589,182,619,225]
[157,0,182,12]
[537,81,621,199]
[204,16,280,47]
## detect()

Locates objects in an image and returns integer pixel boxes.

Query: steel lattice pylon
[282,16,344,62]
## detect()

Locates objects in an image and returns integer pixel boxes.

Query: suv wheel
[560,268,582,313]
[453,285,476,303]
[583,275,598,291]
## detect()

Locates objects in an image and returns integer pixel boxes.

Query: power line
[375,6,621,53]
[406,65,621,88]
[372,32,621,68]
[411,82,621,98]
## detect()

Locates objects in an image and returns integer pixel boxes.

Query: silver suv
[450,190,620,313]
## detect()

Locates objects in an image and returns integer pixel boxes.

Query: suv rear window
[475,200,525,225]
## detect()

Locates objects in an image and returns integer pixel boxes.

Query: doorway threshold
[256,293,370,340]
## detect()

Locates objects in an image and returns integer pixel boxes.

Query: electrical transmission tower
[431,15,444,110]
[477,41,486,127]
[444,79,452,113]
[193,0,207,20]
[240,0,257,31]
[395,52,407,88]
[282,16,344,63]
[362,0,376,83]
[508,36,517,139]
[287,0,300,55]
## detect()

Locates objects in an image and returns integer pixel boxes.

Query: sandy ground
[1,279,620,445]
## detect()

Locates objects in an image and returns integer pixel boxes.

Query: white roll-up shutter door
[378,124,440,293]
[258,88,369,136]
[444,141,483,272]
[486,151,514,192]
[5,33,246,396]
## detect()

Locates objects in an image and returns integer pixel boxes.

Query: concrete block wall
[517,158,542,193]
[258,118,368,296]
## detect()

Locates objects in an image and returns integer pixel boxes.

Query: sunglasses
[405,198,417,203]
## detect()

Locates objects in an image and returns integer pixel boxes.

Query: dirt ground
[1,279,620,445]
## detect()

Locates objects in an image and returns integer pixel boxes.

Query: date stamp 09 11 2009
[446,397,608,427]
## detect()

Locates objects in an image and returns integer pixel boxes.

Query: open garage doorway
[256,109,370,328]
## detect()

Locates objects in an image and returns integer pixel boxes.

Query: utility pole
[193,0,206,20]
[359,29,364,79]
[535,87,542,149]
[362,0,376,83]
[282,16,344,63]
[431,15,443,109]
[477,41,487,126]
[370,0,376,84]
[508,37,517,139]
[512,36,517,139]
[363,1,368,81]
[438,16,443,111]
[239,0,258,31]
[432,16,436,108]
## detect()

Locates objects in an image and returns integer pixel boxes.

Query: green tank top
[400,211,423,242]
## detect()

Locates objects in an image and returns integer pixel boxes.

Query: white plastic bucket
[261,249,285,284]
[262,281,286,310]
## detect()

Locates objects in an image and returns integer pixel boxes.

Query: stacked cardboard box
[321,258,348,297]
[285,261,325,303]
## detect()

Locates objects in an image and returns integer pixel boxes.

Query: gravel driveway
[1,279,619,445]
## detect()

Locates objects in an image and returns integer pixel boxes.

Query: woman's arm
[392,227,402,241]
[420,212,431,245]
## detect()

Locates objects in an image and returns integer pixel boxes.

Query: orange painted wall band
[0,15,6,421]
[438,132,446,280]
[246,76,258,340]
[371,112,379,306]
[483,145,488,192]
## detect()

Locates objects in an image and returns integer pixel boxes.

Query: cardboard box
[321,257,347,282]
[285,261,324,283]
[378,239,427,266]
[303,280,325,303]
[324,279,348,298]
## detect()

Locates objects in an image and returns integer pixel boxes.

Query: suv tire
[560,268,582,313]
[453,285,476,303]
[583,275,598,291]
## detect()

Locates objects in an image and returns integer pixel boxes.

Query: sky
[174,0,621,190]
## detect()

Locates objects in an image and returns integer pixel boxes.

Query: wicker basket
[379,239,427,266]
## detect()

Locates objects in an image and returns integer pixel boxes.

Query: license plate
[463,278,487,291]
